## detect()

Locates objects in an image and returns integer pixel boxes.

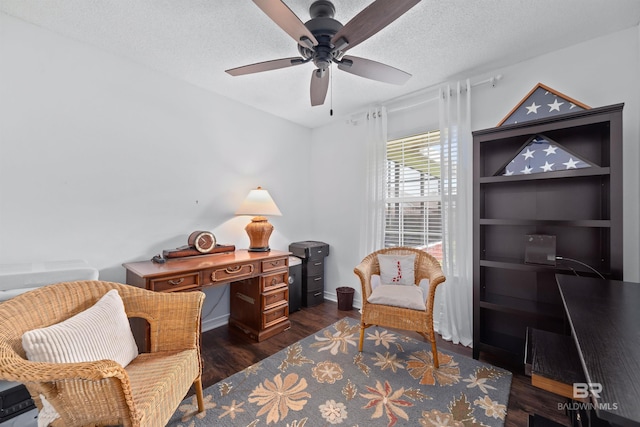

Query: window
[384,130,443,261]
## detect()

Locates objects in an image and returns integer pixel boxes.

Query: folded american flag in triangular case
[498,82,590,126]
[494,134,596,177]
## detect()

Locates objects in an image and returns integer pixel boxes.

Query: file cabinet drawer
[304,274,324,292]
[304,259,324,277]
[304,289,324,307]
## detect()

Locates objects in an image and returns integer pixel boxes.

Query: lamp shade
[235,187,282,217]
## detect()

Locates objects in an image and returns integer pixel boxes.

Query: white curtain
[434,80,473,347]
[359,106,388,256]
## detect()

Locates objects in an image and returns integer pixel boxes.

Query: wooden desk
[556,275,640,427]
[123,250,291,345]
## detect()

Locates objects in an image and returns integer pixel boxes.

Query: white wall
[0,13,313,329]
[308,118,368,304]
[311,25,640,307]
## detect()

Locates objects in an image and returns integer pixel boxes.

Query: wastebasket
[336,287,355,311]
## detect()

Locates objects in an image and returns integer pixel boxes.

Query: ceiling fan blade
[337,55,411,85]
[225,57,306,76]
[310,68,330,106]
[253,0,318,48]
[331,0,420,52]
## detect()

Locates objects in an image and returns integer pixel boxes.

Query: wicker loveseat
[354,247,446,367]
[0,280,205,427]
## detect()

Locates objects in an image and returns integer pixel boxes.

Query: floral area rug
[167,317,512,427]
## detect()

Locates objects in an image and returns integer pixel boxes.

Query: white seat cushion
[367,284,426,311]
[372,274,430,296]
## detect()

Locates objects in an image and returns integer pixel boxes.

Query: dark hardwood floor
[198,301,571,427]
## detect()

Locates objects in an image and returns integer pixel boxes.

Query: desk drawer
[261,257,288,273]
[262,303,288,329]
[262,287,289,310]
[207,262,257,283]
[261,271,288,292]
[150,272,199,292]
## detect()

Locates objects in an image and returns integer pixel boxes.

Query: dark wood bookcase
[472,103,623,361]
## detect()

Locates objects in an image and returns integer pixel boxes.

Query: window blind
[384,130,443,261]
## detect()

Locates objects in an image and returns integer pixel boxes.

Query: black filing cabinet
[289,241,329,307]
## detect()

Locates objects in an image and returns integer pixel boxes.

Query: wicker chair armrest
[1,356,127,384]
[6,358,136,427]
[354,261,374,299]
[124,290,205,353]
[414,271,446,287]
[424,274,446,313]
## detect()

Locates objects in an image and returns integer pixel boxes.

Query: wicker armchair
[354,247,446,367]
[0,280,205,427]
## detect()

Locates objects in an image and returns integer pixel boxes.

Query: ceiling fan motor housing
[298,1,344,71]
[298,18,343,70]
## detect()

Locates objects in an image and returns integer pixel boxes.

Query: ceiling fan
[225,0,421,107]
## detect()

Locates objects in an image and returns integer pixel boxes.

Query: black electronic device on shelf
[524,234,556,266]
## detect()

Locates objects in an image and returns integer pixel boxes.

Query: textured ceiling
[2,0,640,129]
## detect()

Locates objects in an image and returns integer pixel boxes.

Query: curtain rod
[346,74,503,124]
[386,74,503,114]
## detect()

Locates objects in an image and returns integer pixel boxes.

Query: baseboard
[201,314,230,332]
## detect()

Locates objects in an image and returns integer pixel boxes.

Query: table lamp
[235,187,282,252]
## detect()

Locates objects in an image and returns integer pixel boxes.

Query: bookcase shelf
[478,166,610,184]
[472,103,623,362]
[479,293,564,319]
[479,219,611,227]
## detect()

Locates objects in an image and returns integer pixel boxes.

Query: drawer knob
[271,278,278,285]
[225,265,242,273]
[168,278,184,286]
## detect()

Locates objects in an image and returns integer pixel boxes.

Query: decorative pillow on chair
[367,284,426,311]
[378,254,416,286]
[22,289,138,366]
[22,289,139,426]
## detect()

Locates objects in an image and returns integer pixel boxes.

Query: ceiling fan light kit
[225,0,420,106]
